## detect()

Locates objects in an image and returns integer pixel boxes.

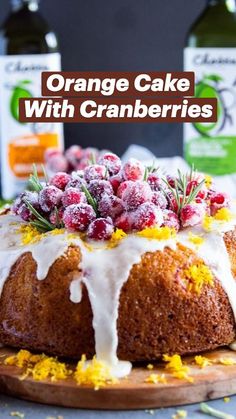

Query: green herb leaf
[28,164,44,192]
[23,199,55,232]
[89,152,96,165]
[200,402,234,419]
[162,169,205,214]
[81,184,98,214]
[143,167,149,181]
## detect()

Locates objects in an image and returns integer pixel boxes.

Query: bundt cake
[0,149,236,378]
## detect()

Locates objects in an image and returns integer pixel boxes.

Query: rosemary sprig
[88,152,96,165]
[200,402,234,419]
[143,160,159,181]
[23,199,55,233]
[28,164,44,192]
[41,164,49,183]
[143,167,149,181]
[163,169,205,214]
[81,184,98,214]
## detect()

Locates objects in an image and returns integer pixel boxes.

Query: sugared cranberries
[62,187,87,207]
[114,212,133,232]
[66,172,86,190]
[117,181,133,198]
[98,152,121,176]
[210,192,230,216]
[147,172,162,191]
[122,181,152,210]
[84,164,106,183]
[50,172,71,190]
[65,145,83,169]
[88,179,113,201]
[63,203,96,231]
[87,218,114,240]
[39,186,63,213]
[180,203,205,228]
[152,191,168,209]
[122,158,145,181]
[162,209,180,231]
[12,191,40,222]
[46,154,68,173]
[98,195,124,219]
[133,202,163,230]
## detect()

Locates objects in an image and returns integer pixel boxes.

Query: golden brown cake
[0,236,236,362]
[0,150,236,377]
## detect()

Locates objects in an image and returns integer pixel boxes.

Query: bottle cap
[11,0,39,10]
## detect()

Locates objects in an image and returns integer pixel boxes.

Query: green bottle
[184,0,236,175]
[0,0,64,199]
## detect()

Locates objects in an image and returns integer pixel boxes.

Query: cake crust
[0,229,235,361]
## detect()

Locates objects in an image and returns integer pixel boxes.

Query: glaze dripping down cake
[0,149,236,378]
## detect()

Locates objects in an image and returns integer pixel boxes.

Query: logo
[193,74,235,136]
[10,80,33,123]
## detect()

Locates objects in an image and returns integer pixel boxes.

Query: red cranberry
[147,172,163,191]
[44,148,61,162]
[98,152,121,176]
[162,210,180,231]
[166,175,176,188]
[87,218,114,240]
[84,164,107,183]
[65,145,83,169]
[62,187,87,207]
[12,191,39,221]
[88,179,113,201]
[46,154,68,173]
[186,180,207,200]
[133,202,163,230]
[210,192,230,216]
[180,203,205,228]
[66,172,86,190]
[39,185,63,213]
[117,180,133,198]
[12,191,39,214]
[109,174,122,193]
[98,195,124,219]
[18,204,32,222]
[168,194,183,213]
[50,172,71,190]
[63,203,96,231]
[122,158,145,181]
[114,212,133,232]
[151,191,168,209]
[122,181,152,211]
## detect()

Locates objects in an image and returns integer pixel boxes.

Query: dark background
[0,0,206,156]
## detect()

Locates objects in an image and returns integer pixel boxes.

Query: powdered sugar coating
[122,181,152,210]
[63,203,96,231]
[39,186,63,213]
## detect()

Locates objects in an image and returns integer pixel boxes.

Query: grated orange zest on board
[163,354,193,383]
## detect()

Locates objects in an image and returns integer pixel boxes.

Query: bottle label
[0,52,64,199]
[184,47,236,175]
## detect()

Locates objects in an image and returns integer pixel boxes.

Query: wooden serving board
[1,347,236,409]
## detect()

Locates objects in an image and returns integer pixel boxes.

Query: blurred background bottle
[0,0,63,199]
[184,0,236,175]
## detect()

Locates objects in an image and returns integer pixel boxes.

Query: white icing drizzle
[1,212,236,373]
[70,275,82,303]
[77,235,176,375]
